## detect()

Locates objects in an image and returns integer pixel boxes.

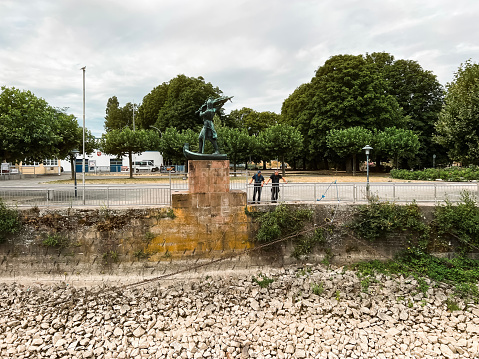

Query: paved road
[0,173,70,187]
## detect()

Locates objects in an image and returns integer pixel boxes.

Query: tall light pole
[363,145,373,199]
[72,149,79,198]
[81,66,86,204]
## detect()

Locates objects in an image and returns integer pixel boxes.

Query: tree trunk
[352,154,357,176]
[345,157,353,173]
[129,150,133,179]
[70,155,75,180]
[281,155,286,177]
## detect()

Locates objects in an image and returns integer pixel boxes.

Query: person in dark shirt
[248,170,265,203]
[265,170,287,203]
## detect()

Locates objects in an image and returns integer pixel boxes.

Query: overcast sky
[1,0,478,137]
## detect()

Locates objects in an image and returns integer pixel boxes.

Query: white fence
[247,182,479,204]
[1,180,478,208]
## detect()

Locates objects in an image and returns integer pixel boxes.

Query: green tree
[158,127,198,165]
[281,82,315,169]
[227,107,279,135]
[367,53,445,167]
[326,127,373,175]
[309,55,403,157]
[54,111,97,179]
[217,127,251,172]
[435,60,479,165]
[0,86,85,164]
[137,75,223,133]
[260,124,303,176]
[100,128,160,178]
[376,127,420,168]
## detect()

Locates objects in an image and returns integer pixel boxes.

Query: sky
[1,0,478,137]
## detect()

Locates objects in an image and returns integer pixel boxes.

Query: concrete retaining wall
[0,203,455,281]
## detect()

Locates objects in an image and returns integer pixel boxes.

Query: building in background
[72,151,164,173]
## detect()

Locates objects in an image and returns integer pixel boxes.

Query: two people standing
[249,170,287,203]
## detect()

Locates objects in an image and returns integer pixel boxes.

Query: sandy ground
[41,170,422,185]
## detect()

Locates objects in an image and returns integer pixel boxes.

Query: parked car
[132,161,159,173]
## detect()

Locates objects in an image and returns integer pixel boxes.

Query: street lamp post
[362,145,373,199]
[81,66,86,205]
[72,149,79,198]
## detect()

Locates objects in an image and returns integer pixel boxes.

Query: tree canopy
[136,75,223,133]
[282,52,445,170]
[100,128,160,178]
[0,86,88,165]
[435,60,479,165]
[367,53,444,167]
[217,126,251,172]
[157,127,198,165]
[259,124,303,176]
[326,127,373,174]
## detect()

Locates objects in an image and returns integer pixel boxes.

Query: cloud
[1,0,478,136]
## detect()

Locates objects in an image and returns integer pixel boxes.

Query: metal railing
[245,182,479,204]
[1,180,478,208]
[0,185,171,207]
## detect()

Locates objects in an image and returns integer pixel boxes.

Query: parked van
[132,160,159,173]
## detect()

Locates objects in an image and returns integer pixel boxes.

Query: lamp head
[362,145,373,155]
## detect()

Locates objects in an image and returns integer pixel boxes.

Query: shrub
[390,166,479,182]
[253,204,313,243]
[0,199,20,242]
[349,200,429,247]
[433,192,479,252]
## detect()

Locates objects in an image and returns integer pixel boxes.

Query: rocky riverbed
[1,265,478,359]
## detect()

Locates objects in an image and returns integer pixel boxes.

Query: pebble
[0,265,478,358]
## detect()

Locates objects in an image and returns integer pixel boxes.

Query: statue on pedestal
[184,95,233,160]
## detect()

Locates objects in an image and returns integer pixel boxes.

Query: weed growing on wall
[433,191,479,253]
[42,233,69,248]
[0,199,20,242]
[291,228,326,259]
[248,204,327,258]
[252,204,313,243]
[349,200,430,249]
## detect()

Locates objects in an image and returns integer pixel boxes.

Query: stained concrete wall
[0,203,454,281]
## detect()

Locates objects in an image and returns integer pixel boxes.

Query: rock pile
[0,265,478,358]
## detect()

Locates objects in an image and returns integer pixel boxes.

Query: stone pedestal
[148,160,249,258]
[188,160,230,193]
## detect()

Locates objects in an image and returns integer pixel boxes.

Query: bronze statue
[196,96,233,154]
[183,95,233,160]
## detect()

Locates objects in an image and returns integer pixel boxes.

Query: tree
[367,53,445,167]
[0,86,79,164]
[435,60,479,165]
[100,128,160,178]
[281,82,316,169]
[308,54,404,161]
[227,107,279,135]
[137,75,223,133]
[259,124,303,176]
[104,97,138,132]
[217,127,251,173]
[375,127,420,168]
[326,127,373,175]
[158,127,198,165]
[54,111,97,179]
